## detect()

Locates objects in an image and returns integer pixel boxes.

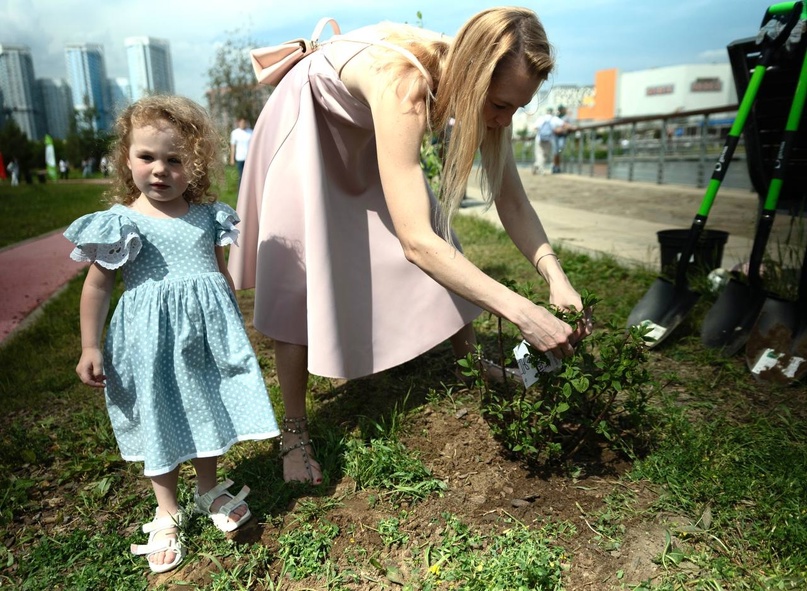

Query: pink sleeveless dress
[227,25,482,379]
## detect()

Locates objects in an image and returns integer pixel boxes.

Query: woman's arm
[76,264,115,388]
[494,153,592,339]
[364,69,578,358]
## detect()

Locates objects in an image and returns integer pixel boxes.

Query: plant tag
[513,340,561,388]
[750,348,805,379]
[638,319,667,342]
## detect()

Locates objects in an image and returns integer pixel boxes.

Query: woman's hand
[516,303,577,360]
[76,347,106,388]
[548,281,593,345]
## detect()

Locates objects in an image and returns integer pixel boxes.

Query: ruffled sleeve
[63,208,142,270]
[211,202,240,247]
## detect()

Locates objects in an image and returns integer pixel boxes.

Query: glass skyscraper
[38,78,74,140]
[0,44,42,140]
[125,37,174,101]
[65,43,110,131]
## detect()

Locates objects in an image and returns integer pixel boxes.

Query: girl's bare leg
[149,469,181,567]
[191,456,248,523]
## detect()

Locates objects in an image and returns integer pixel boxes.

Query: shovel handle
[697,7,800,217]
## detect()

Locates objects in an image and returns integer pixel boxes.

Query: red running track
[0,230,88,343]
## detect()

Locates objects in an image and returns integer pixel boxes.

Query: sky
[1,0,774,108]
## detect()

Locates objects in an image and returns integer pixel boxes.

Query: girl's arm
[216,246,237,295]
[76,264,115,388]
[365,72,579,359]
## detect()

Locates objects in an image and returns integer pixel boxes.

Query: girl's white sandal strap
[130,512,185,574]
[194,479,252,533]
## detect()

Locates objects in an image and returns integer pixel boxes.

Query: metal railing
[512,104,756,191]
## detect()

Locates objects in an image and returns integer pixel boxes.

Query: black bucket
[658,229,729,277]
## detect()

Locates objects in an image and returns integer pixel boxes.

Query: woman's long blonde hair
[107,94,224,205]
[379,7,554,240]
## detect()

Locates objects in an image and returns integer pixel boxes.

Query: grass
[1,179,806,590]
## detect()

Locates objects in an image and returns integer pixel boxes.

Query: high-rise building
[0,44,43,140]
[38,78,74,140]
[65,43,110,131]
[125,37,174,101]
[107,77,131,120]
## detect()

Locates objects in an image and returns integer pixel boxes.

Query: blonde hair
[107,95,224,205]
[373,8,554,240]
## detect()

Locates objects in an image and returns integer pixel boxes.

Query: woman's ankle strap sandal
[280,416,321,484]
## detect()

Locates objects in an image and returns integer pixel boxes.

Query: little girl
[65,95,279,574]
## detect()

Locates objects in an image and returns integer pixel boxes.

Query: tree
[207,29,272,131]
[64,102,111,171]
[0,118,35,179]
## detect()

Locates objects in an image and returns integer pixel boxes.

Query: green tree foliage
[207,29,272,129]
[0,118,35,176]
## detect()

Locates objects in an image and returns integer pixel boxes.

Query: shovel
[626,2,803,348]
[745,241,807,384]
[701,15,807,355]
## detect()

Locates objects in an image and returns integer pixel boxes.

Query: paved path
[0,171,775,345]
[462,169,763,271]
[0,230,88,343]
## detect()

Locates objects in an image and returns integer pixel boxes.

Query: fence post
[697,113,710,188]
[658,118,668,185]
[606,125,615,179]
[627,122,637,182]
[588,129,595,177]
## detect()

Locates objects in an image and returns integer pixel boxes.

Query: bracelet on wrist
[534,252,560,273]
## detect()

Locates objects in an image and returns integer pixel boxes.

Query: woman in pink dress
[228,7,592,483]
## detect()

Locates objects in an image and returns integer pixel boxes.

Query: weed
[377,516,410,548]
[278,520,340,581]
[419,513,573,591]
[343,435,447,504]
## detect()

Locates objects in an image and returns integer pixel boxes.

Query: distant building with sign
[616,63,736,117]
[513,62,738,137]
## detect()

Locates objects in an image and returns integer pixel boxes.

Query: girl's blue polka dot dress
[65,202,279,476]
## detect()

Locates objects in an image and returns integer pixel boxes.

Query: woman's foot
[281,417,323,484]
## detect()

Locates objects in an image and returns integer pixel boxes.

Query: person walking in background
[229,117,253,187]
[58,158,69,180]
[64,95,279,574]
[551,105,575,173]
[99,155,110,177]
[532,108,555,175]
[6,158,20,186]
[229,7,592,485]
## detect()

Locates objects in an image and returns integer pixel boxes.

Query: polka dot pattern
[65,203,279,476]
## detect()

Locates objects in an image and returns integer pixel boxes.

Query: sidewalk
[461,173,756,271]
[0,172,765,345]
[0,230,87,343]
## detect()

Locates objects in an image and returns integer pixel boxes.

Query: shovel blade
[745,297,806,384]
[627,277,700,348]
[700,278,765,356]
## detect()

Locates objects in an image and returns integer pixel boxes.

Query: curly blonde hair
[375,7,554,240]
[106,95,224,205]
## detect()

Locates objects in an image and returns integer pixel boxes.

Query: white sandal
[193,479,252,533]
[130,511,185,574]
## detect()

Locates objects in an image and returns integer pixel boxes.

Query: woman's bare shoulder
[339,45,428,108]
